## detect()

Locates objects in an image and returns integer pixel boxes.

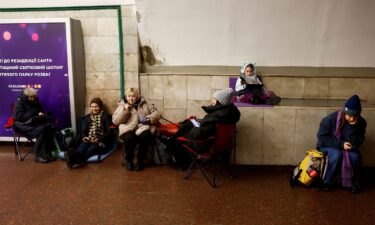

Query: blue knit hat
[344,95,361,116]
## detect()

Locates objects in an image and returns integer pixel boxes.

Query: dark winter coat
[316,110,367,150]
[75,112,114,150]
[13,91,51,138]
[189,103,241,140]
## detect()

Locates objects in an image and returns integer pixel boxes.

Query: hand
[82,137,90,143]
[124,103,131,111]
[38,112,45,116]
[343,142,352,151]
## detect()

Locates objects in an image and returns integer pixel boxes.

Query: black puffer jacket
[14,91,44,123]
[189,103,241,140]
[13,91,51,138]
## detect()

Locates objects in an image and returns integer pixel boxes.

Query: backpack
[55,128,75,151]
[290,149,328,187]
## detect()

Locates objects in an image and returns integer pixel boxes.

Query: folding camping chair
[177,123,237,188]
[4,104,35,161]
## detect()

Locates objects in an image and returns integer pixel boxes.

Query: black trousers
[34,124,55,158]
[122,130,153,164]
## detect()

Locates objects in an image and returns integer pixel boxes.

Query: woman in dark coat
[14,87,55,163]
[64,97,113,169]
[171,88,241,169]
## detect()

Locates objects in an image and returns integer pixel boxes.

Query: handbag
[153,137,171,165]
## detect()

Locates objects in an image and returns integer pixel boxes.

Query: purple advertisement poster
[0,19,72,140]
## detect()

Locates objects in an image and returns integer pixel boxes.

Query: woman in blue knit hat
[316,95,367,193]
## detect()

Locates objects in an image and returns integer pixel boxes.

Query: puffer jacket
[112,97,160,137]
[189,103,241,140]
[14,91,44,123]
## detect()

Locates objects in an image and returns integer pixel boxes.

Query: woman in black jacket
[171,88,241,169]
[64,97,113,169]
[14,87,55,163]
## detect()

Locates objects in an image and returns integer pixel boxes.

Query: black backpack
[56,128,75,151]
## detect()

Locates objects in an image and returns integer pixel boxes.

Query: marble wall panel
[359,110,375,166]
[211,76,230,90]
[328,78,354,99]
[164,76,187,108]
[293,109,328,165]
[235,108,264,165]
[148,76,164,100]
[303,78,329,99]
[85,54,120,72]
[262,108,296,165]
[97,18,118,36]
[279,78,305,99]
[90,37,119,54]
[187,76,211,100]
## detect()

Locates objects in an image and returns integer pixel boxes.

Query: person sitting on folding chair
[64,97,113,169]
[112,87,161,171]
[170,88,241,170]
[13,87,55,163]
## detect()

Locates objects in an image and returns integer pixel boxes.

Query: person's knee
[327,149,343,163]
[349,151,361,165]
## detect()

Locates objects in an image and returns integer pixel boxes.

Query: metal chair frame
[178,123,237,188]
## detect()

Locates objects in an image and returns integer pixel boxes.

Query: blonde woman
[112,88,160,171]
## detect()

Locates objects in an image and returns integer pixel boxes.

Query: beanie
[344,95,361,116]
[213,88,234,105]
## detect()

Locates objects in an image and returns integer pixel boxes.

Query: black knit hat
[344,95,361,116]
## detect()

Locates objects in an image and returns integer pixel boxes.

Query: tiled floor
[1,142,375,225]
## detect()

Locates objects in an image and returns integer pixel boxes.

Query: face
[245,66,254,76]
[90,103,101,115]
[345,114,359,125]
[27,95,37,102]
[126,92,138,105]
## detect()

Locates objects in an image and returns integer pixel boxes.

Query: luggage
[291,149,328,187]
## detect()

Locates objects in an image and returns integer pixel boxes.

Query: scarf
[335,109,353,187]
[88,111,104,142]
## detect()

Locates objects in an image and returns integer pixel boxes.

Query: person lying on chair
[64,97,113,169]
[170,88,241,170]
[14,87,56,163]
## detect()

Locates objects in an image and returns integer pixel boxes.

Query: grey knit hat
[213,88,234,105]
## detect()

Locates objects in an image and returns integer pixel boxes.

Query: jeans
[319,147,361,185]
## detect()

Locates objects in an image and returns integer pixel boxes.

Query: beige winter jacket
[112,97,160,137]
